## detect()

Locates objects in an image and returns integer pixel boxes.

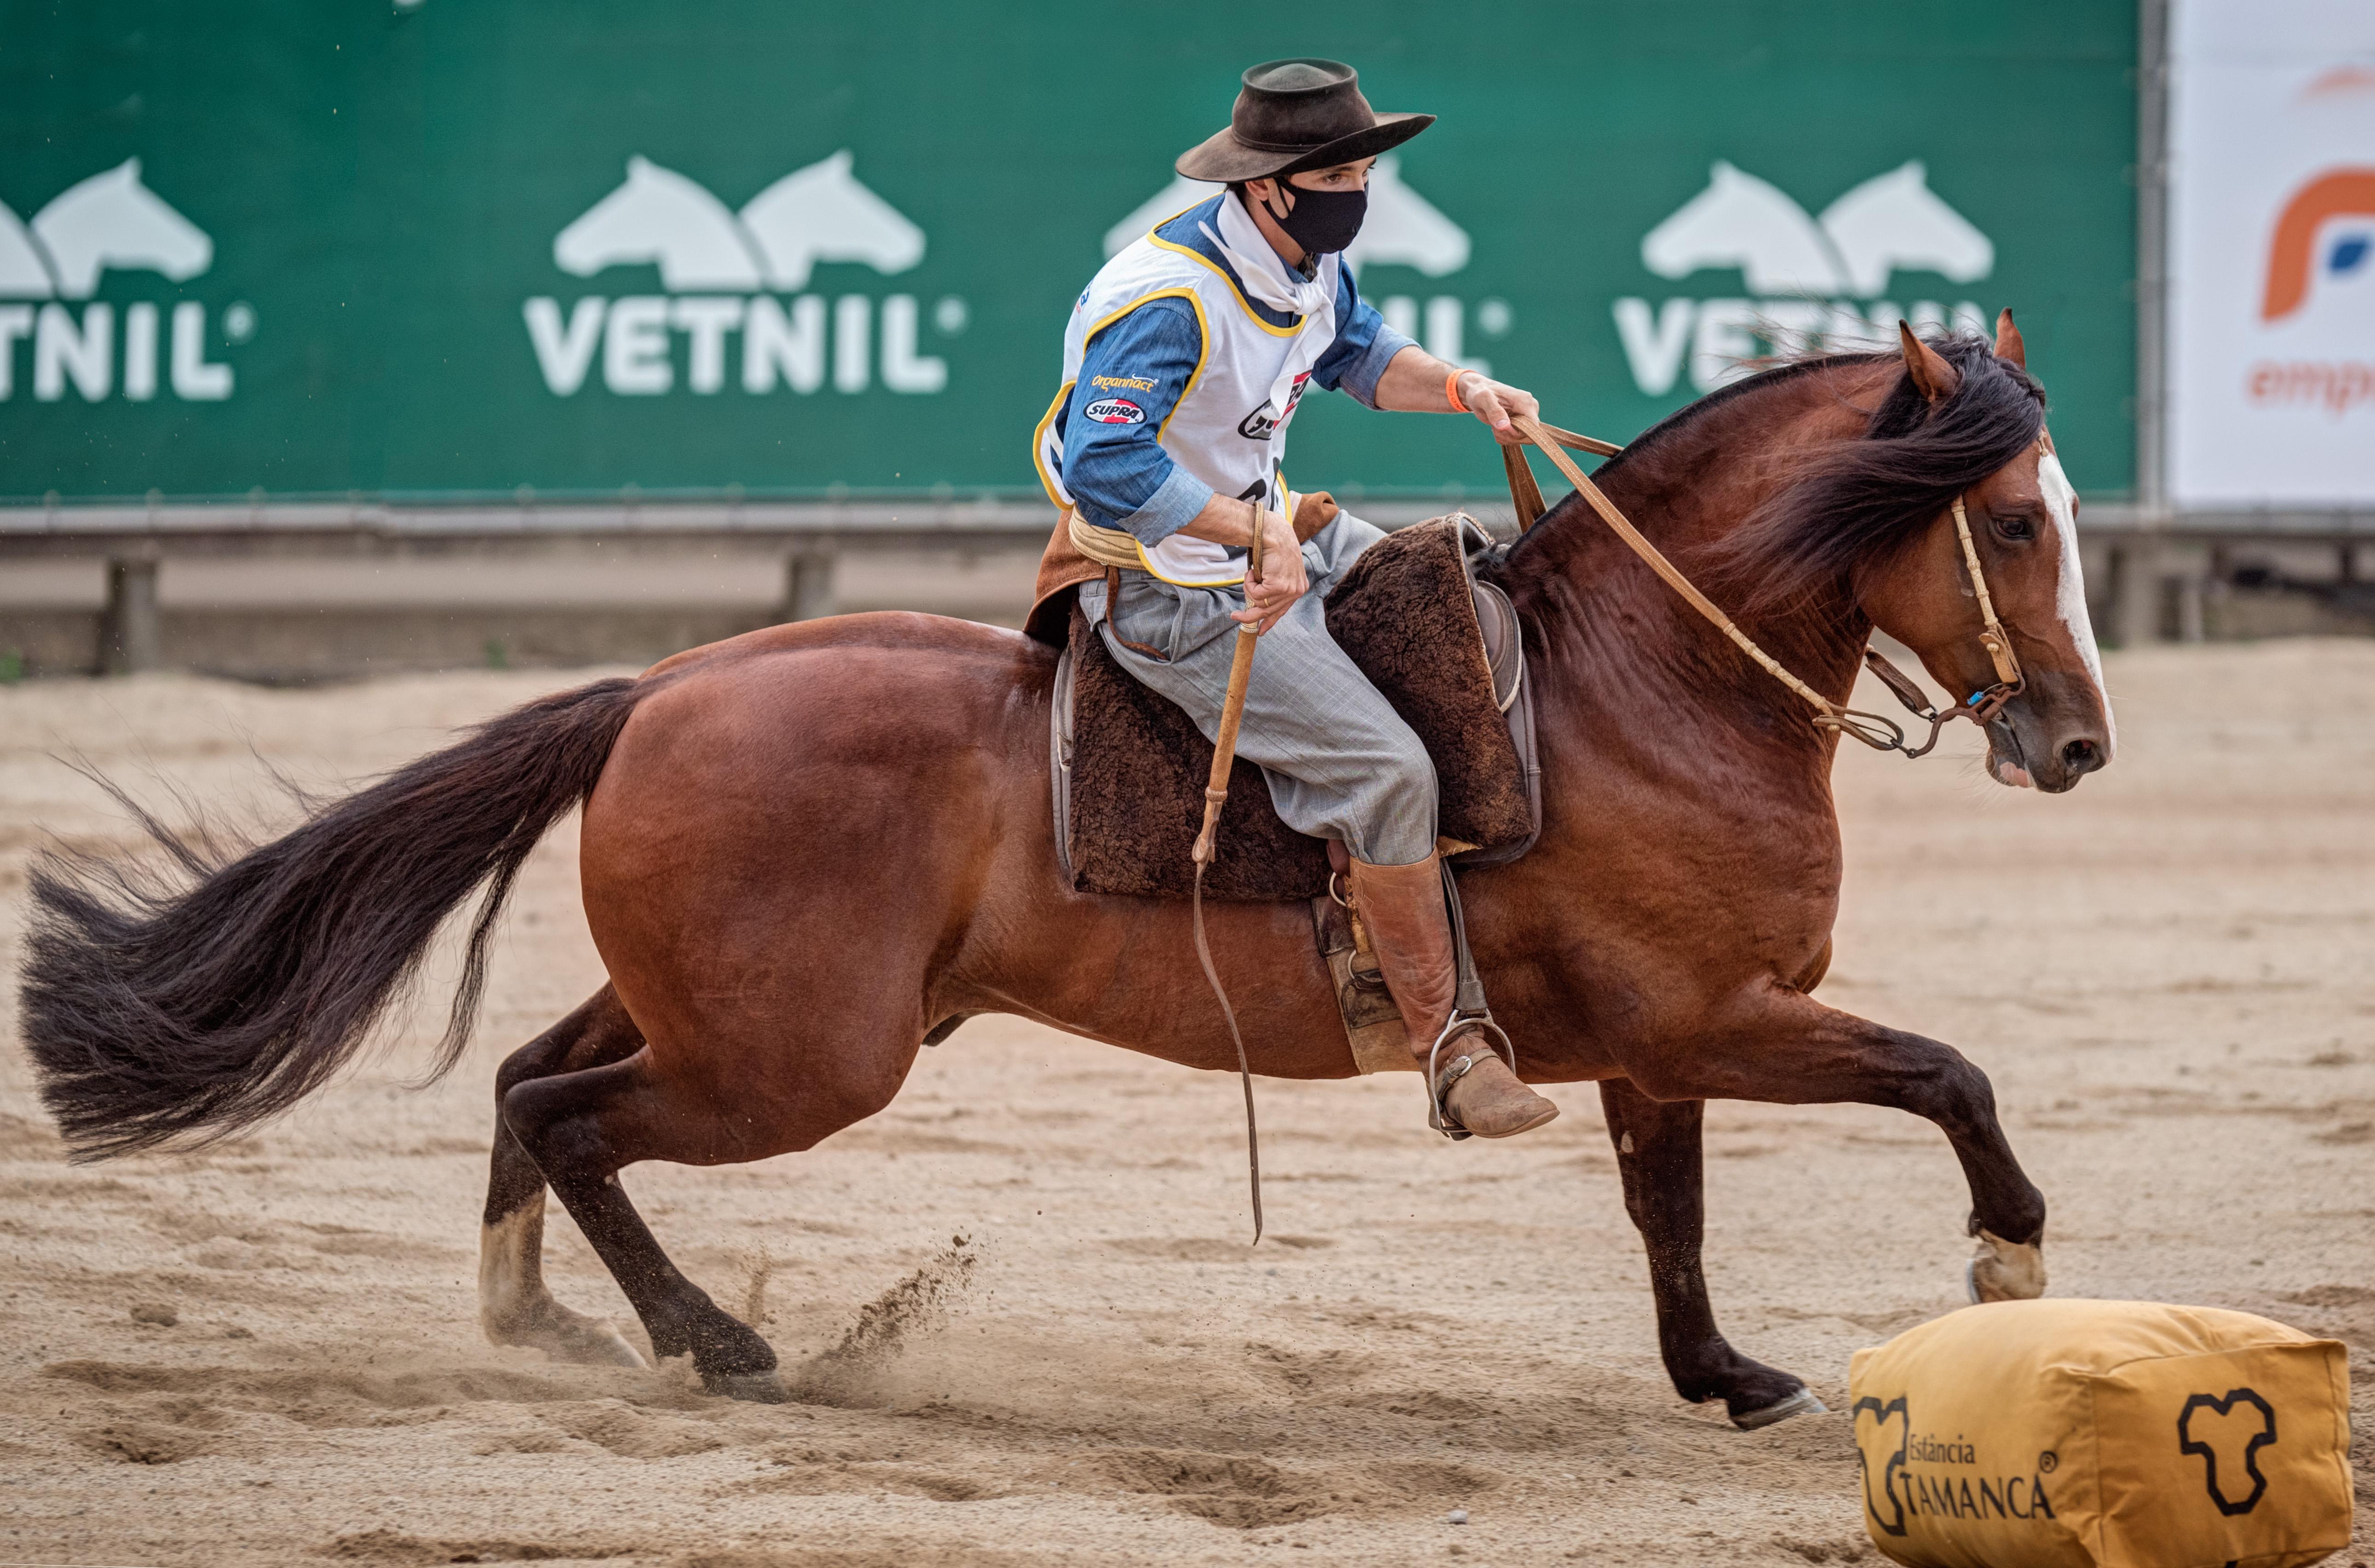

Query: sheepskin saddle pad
[1051,515,1539,902]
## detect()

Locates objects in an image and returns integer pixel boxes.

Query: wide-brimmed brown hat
[1175,59,1434,183]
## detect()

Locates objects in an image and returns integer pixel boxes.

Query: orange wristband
[1444,369,1469,413]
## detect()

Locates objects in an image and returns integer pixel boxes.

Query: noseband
[1507,417,2036,760]
[1852,484,2029,756]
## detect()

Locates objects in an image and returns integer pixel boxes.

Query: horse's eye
[1995,514,2036,542]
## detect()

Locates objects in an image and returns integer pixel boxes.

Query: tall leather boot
[1346,853,1560,1139]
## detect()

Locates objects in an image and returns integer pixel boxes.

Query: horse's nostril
[2060,738,2103,774]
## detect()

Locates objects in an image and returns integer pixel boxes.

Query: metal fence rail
[6,494,2365,677]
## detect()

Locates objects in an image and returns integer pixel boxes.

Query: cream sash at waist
[1066,494,1308,588]
[1066,510,1150,571]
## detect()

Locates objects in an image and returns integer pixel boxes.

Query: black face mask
[1263,183,1367,258]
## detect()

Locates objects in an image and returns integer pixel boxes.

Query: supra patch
[1084,397,1146,425]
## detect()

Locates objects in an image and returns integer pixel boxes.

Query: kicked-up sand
[0,639,2369,1566]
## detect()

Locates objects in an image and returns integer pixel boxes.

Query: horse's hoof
[704,1368,790,1403]
[1731,1385,1826,1430]
[1967,1228,2047,1303]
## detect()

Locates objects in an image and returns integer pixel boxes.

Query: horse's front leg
[1631,987,2048,1303]
[1600,1080,1826,1428]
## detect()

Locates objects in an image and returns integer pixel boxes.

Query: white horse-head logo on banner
[554,156,765,290]
[739,150,925,290]
[1819,161,1993,296]
[0,158,214,299]
[1643,159,1992,299]
[553,152,925,293]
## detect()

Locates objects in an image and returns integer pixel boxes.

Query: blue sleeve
[1057,296,1213,545]
[1310,261,1416,409]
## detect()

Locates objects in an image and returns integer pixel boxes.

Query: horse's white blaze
[2037,450,2116,753]
[478,1193,646,1367]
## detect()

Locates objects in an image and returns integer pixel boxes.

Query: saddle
[1050,516,1540,903]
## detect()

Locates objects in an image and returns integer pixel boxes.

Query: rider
[1025,59,1560,1139]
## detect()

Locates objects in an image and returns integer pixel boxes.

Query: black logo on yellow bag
[1854,1396,1911,1536]
[1856,1396,2059,1529]
[2177,1387,2276,1516]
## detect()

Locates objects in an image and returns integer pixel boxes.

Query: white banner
[2170,0,2375,506]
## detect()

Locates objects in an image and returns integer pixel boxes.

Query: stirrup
[1426,1013,1517,1141]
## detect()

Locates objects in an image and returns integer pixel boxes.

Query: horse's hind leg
[501,1044,831,1401]
[1600,1080,1824,1429]
[479,987,649,1367]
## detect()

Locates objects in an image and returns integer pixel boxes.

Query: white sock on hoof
[478,1195,648,1367]
[1967,1227,2047,1303]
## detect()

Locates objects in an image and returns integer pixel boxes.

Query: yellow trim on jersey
[1131,536,1244,588]
[1123,479,1300,589]
[1147,233,1307,338]
[1135,203,1204,246]
[1077,287,1213,443]
[1029,380,1074,511]
[1042,286,1232,579]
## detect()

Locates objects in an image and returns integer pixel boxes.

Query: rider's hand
[1231,508,1307,635]
[1455,370,1541,446]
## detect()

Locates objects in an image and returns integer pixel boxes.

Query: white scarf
[1201,190,1333,317]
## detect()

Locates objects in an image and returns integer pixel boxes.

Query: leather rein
[1504,415,2027,758]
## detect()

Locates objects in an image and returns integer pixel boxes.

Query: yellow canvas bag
[1848,1299,2352,1568]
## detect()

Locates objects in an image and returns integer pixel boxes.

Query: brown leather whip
[1191,498,1267,1243]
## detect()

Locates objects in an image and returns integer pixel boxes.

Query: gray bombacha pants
[1076,512,1439,868]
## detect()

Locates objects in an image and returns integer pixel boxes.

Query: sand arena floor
[0,641,2369,1566]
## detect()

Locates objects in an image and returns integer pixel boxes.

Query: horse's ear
[1897,320,1961,403]
[1993,308,2026,370]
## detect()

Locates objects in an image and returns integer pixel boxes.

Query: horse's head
[1853,316,2113,792]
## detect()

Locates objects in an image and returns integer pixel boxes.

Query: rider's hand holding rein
[1376,348,1541,446]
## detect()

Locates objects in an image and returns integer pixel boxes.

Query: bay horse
[22,321,2113,1428]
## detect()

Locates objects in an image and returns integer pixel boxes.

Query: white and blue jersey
[1034,190,1414,585]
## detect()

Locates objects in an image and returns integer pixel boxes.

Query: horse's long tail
[21,678,646,1160]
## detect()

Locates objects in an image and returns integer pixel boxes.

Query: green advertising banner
[0,1,2137,505]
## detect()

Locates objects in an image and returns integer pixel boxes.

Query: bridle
[1505,415,2036,760]
[1857,487,2027,757]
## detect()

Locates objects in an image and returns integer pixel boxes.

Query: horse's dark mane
[1518,337,2044,615]
[1586,352,1868,488]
